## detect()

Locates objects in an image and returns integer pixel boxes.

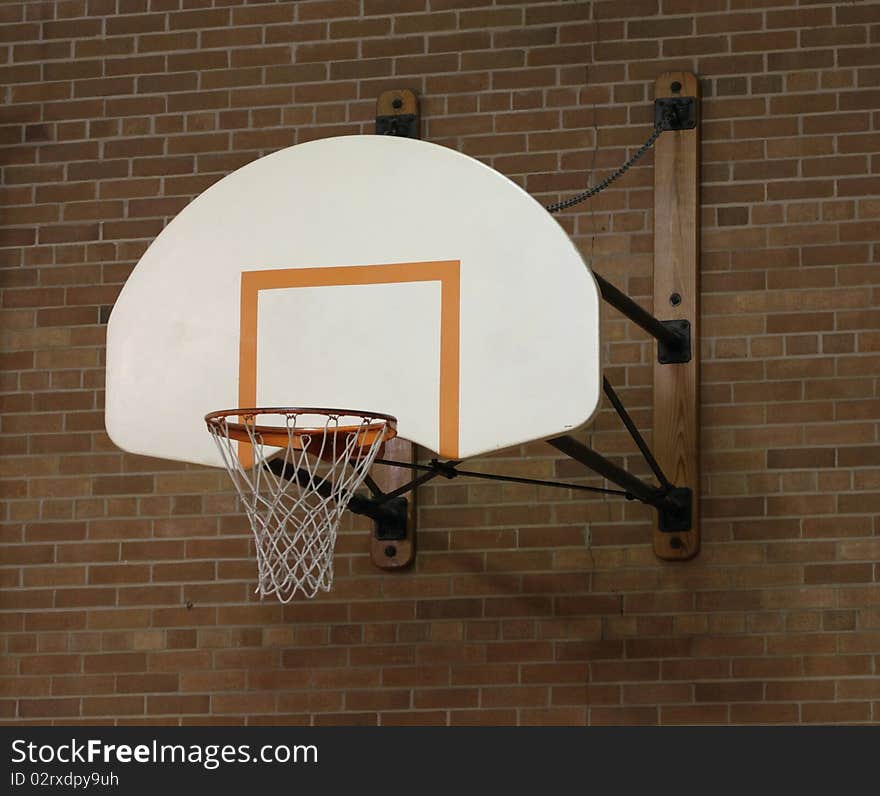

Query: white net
[206,409,395,602]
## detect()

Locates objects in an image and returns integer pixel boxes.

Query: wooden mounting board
[376,88,418,120]
[653,72,700,561]
[370,89,420,571]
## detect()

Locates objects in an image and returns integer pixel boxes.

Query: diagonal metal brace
[546,435,691,532]
[602,377,671,490]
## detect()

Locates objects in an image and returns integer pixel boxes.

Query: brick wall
[2,0,879,725]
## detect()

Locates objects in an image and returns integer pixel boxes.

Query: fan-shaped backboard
[105,135,601,467]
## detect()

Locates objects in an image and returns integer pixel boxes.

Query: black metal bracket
[374,497,409,540]
[657,319,691,364]
[594,272,691,366]
[658,487,692,533]
[349,491,414,560]
[376,113,418,138]
[349,494,409,541]
[654,97,697,131]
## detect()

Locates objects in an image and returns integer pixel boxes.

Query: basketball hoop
[205,408,397,601]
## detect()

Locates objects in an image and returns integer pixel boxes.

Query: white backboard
[105,135,601,467]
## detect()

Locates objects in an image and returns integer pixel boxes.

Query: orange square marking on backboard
[238,261,461,468]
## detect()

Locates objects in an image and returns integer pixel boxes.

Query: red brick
[802,702,871,723]
[19,698,82,718]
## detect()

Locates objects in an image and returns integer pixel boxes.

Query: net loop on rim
[205,408,397,602]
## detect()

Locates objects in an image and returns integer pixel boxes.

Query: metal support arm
[602,377,671,491]
[593,272,691,363]
[547,436,675,511]
[546,436,692,533]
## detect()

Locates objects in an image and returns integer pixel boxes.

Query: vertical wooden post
[370,89,420,571]
[653,72,700,561]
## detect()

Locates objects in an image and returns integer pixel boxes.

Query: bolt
[384,545,397,559]
[670,81,682,93]
[392,97,403,109]
[670,292,682,306]
[185,601,194,610]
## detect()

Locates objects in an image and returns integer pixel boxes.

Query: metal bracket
[657,319,692,364]
[350,491,414,565]
[373,497,409,542]
[594,273,692,366]
[654,96,697,131]
[657,487,692,533]
[376,113,418,138]
[376,89,419,139]
[371,496,411,563]
[367,437,418,570]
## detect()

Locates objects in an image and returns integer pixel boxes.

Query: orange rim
[205,407,397,450]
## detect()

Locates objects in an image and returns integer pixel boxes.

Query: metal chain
[545,114,668,214]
